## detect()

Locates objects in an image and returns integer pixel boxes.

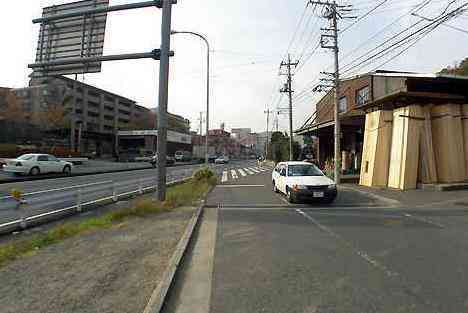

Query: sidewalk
[342,183,468,209]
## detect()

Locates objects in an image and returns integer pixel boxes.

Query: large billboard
[32,0,109,78]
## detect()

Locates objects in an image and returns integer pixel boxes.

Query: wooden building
[296,71,468,190]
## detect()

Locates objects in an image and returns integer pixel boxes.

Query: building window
[339,97,347,113]
[356,86,370,106]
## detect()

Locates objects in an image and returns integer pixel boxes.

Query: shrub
[193,167,215,182]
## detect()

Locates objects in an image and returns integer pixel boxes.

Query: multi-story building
[150,108,191,134]
[11,76,170,156]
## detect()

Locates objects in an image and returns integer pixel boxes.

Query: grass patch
[0,170,217,269]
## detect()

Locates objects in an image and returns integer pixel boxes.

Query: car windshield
[17,154,34,161]
[287,164,323,177]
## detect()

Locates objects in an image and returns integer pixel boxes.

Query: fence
[0,165,224,234]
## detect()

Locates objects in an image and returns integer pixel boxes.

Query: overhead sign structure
[30,0,177,201]
[32,0,110,78]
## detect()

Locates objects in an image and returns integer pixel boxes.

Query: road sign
[32,0,109,77]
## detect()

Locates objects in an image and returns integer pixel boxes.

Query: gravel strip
[0,207,195,313]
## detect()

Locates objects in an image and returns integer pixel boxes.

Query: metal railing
[0,165,223,234]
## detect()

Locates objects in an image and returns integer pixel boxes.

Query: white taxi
[272,161,337,203]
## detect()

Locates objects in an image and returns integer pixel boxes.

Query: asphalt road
[0,160,258,228]
[164,170,468,313]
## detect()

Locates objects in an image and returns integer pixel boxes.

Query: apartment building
[13,76,153,155]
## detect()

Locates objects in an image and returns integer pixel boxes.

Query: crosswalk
[221,166,271,183]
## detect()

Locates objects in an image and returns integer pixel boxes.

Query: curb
[0,162,200,185]
[339,185,401,207]
[142,204,204,313]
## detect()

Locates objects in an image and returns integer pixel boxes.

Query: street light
[170,30,210,165]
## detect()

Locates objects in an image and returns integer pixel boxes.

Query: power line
[341,2,468,76]
[340,0,390,34]
[284,2,310,58]
[293,0,434,100]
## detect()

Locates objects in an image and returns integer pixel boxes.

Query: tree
[439,57,468,76]
[33,95,72,132]
[267,131,301,162]
[0,92,25,122]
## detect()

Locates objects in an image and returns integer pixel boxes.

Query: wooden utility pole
[264,109,274,159]
[280,54,299,161]
[309,0,353,184]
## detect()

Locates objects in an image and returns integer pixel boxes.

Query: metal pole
[33,1,176,24]
[157,0,173,201]
[332,3,341,184]
[170,31,210,165]
[264,109,271,159]
[287,54,294,161]
[205,40,210,166]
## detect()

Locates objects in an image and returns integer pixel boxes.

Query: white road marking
[244,168,254,175]
[249,167,260,173]
[221,171,228,183]
[238,169,247,177]
[217,185,265,188]
[403,213,445,228]
[231,170,238,180]
[296,209,399,278]
[0,180,112,200]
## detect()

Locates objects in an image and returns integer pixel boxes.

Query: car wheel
[62,165,71,175]
[286,188,296,204]
[272,181,279,193]
[29,167,40,176]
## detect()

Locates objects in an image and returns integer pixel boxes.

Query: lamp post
[170,30,210,165]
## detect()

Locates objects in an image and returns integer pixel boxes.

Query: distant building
[231,128,252,140]
[256,131,272,156]
[8,76,191,157]
[150,108,191,134]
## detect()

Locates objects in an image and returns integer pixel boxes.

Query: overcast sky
[1,0,467,133]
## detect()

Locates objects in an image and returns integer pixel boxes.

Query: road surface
[0,160,258,228]
[164,168,468,313]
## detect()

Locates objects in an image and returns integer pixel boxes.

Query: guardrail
[0,165,225,235]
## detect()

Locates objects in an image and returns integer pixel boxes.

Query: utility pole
[264,109,273,159]
[198,111,204,136]
[279,54,299,161]
[309,0,353,184]
[157,0,174,201]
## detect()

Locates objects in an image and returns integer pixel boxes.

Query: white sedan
[215,156,230,164]
[3,154,73,176]
[272,161,337,204]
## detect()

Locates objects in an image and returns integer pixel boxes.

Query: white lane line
[238,169,247,177]
[249,167,260,173]
[0,180,112,200]
[221,171,228,183]
[403,213,445,229]
[217,185,265,188]
[231,170,238,180]
[244,168,254,175]
[296,209,399,278]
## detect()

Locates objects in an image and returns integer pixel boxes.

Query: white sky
[0,0,467,133]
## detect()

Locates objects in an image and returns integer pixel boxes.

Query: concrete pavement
[164,169,468,313]
[0,161,257,230]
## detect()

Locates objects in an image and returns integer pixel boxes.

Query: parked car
[271,161,337,204]
[208,155,218,163]
[215,155,230,164]
[0,158,8,169]
[174,151,192,162]
[150,154,176,168]
[3,154,73,176]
